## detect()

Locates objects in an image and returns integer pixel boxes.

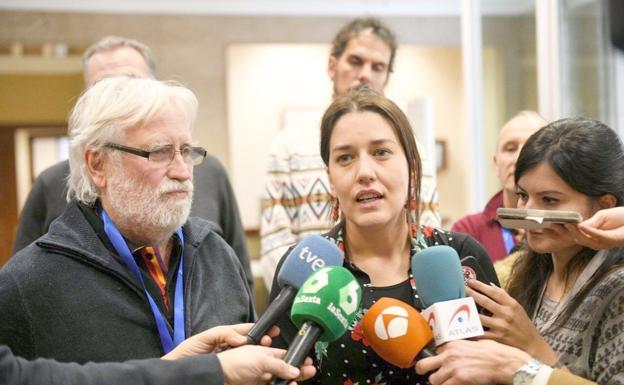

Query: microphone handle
[246,285,297,345]
[417,344,436,360]
[271,321,323,385]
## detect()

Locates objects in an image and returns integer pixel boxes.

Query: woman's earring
[331,200,340,222]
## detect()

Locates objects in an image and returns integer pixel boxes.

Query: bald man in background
[12,36,253,290]
[452,111,546,262]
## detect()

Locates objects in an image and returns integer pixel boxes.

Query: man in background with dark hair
[259,18,440,288]
[12,35,253,290]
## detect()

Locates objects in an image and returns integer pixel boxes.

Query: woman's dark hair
[507,117,624,333]
[320,87,421,227]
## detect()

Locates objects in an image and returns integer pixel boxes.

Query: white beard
[106,167,194,238]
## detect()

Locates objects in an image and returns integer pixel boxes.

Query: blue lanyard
[500,227,515,254]
[100,208,186,353]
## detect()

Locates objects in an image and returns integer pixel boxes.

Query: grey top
[533,263,624,384]
[0,200,254,363]
[11,156,253,290]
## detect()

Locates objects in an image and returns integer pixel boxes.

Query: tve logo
[298,246,326,271]
[373,306,409,340]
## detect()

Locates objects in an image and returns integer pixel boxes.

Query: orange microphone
[360,297,435,368]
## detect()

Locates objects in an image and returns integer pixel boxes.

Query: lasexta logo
[299,268,329,294]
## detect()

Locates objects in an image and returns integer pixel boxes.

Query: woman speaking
[269,88,497,385]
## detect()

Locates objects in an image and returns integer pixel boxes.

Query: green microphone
[271,266,361,385]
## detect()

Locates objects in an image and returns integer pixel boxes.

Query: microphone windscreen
[361,297,433,368]
[290,266,361,342]
[277,234,344,289]
[412,245,465,308]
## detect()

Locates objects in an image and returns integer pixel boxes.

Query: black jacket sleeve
[0,345,225,385]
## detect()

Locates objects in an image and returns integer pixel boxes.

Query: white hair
[67,76,198,204]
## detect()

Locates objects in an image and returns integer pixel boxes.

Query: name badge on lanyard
[501,227,515,254]
[100,208,186,353]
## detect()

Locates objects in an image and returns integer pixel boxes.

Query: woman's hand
[466,280,557,364]
[563,207,624,250]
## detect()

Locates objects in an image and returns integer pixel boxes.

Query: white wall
[226,44,333,228]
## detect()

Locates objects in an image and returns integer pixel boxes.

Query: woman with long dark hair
[417,117,624,385]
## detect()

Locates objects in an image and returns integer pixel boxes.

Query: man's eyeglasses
[104,143,207,166]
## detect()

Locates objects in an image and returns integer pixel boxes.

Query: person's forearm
[497,348,533,384]
[547,368,596,385]
[4,346,224,385]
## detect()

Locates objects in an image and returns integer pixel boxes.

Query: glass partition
[480,1,538,202]
[559,0,616,126]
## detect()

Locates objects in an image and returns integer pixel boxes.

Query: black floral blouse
[269,223,497,385]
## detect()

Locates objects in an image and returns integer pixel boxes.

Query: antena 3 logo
[373,306,409,340]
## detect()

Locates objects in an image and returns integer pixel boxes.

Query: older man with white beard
[0,77,255,364]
